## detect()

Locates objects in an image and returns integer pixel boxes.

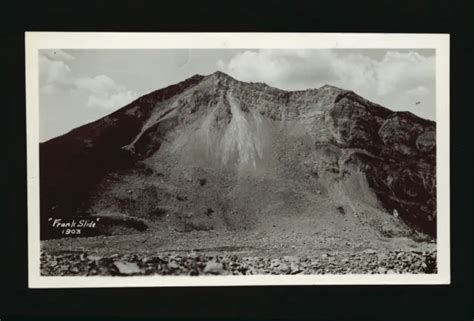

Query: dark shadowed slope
[40,74,204,237]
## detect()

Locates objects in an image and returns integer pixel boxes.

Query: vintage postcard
[25,32,450,287]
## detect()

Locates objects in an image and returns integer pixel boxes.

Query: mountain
[39,71,436,242]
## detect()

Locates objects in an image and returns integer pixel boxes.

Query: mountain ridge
[43,71,433,144]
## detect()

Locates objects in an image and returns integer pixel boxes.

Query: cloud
[331,53,378,92]
[74,75,138,109]
[86,90,138,110]
[406,86,431,97]
[74,75,125,94]
[218,49,436,119]
[75,75,120,94]
[376,51,435,95]
[39,54,72,91]
[222,49,337,90]
[39,50,138,110]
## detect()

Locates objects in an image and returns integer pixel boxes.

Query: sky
[39,49,435,142]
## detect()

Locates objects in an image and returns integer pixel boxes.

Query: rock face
[40,71,436,240]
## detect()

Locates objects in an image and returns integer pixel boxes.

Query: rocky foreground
[41,249,437,276]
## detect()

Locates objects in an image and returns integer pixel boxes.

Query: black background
[1,0,473,320]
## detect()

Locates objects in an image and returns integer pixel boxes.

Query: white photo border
[25,32,450,288]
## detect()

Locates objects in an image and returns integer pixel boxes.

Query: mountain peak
[188,71,231,79]
[205,70,238,82]
[210,70,232,78]
[319,84,347,92]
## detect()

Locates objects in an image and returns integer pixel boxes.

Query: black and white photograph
[25,33,450,287]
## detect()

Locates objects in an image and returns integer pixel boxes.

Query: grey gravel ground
[41,249,437,276]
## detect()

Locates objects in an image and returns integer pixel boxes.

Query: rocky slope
[40,249,437,276]
[40,71,436,242]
